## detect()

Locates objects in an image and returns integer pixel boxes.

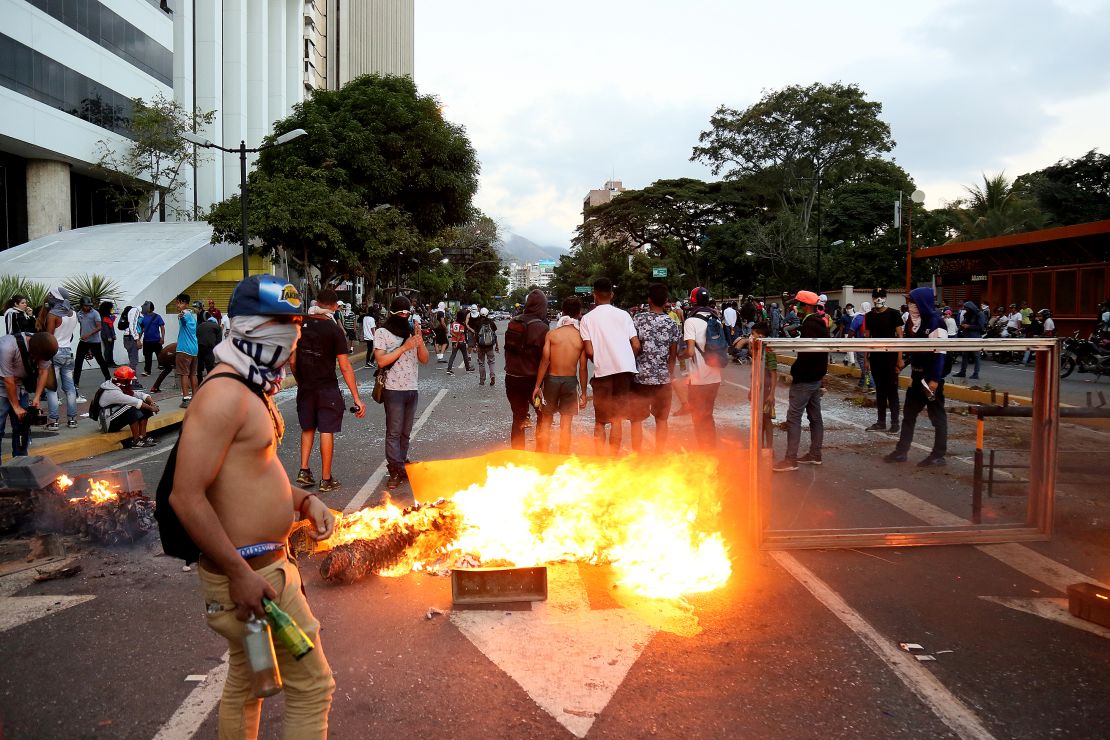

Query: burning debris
[295,453,734,599]
[290,499,461,584]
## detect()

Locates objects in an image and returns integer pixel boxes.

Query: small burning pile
[38,474,155,545]
[306,453,733,599]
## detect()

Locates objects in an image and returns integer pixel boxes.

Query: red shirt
[449,322,466,343]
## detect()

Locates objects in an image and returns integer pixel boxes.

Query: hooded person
[504,289,550,449]
[953,299,984,379]
[168,274,339,738]
[884,286,949,467]
[373,295,429,489]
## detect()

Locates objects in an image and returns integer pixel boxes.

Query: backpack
[117,306,132,331]
[504,316,541,355]
[694,312,730,369]
[154,372,271,564]
[477,320,496,349]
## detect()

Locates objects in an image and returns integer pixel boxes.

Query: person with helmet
[136,300,165,376]
[74,295,111,388]
[170,274,337,737]
[174,293,199,408]
[681,286,724,448]
[1005,303,1023,336]
[92,366,159,446]
[773,289,829,472]
[1022,309,1055,366]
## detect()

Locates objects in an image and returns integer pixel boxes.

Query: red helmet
[113,366,136,382]
[689,287,710,306]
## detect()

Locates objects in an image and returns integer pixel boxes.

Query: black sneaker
[446,369,454,375]
[296,469,315,487]
[917,455,946,467]
[866,422,886,431]
[888,423,901,435]
[386,471,403,490]
[489,376,495,387]
[883,451,908,463]
[772,458,799,472]
[797,453,822,465]
[141,435,158,447]
[318,478,341,492]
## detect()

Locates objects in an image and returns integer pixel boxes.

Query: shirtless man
[170,275,336,739]
[532,296,589,454]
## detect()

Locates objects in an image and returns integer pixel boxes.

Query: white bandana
[557,316,580,330]
[211,316,299,396]
[308,305,335,319]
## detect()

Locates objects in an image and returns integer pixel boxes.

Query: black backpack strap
[13,333,36,385]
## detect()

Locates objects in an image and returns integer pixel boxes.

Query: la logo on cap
[280,284,302,308]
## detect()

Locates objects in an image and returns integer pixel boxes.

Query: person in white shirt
[120,304,142,373]
[943,308,958,337]
[361,310,376,368]
[1005,304,1023,335]
[681,286,724,448]
[579,278,640,455]
[722,302,738,346]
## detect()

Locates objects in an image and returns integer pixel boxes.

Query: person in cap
[681,286,724,448]
[0,331,58,456]
[471,307,500,386]
[580,277,640,454]
[884,286,949,467]
[169,275,337,737]
[374,295,429,489]
[92,366,159,447]
[74,295,111,387]
[773,290,829,472]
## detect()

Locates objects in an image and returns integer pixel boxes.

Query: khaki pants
[198,559,335,739]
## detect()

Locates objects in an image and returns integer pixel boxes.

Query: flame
[56,474,74,491]
[67,478,120,505]
[444,454,731,598]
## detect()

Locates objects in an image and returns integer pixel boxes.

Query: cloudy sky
[416,0,1110,248]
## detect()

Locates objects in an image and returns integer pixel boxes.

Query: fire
[56,474,74,491]
[444,455,732,599]
[64,477,120,505]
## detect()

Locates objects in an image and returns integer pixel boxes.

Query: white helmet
[479,307,489,317]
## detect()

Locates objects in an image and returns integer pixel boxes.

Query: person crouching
[95,366,160,447]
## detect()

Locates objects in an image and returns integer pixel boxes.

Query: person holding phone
[373,295,428,490]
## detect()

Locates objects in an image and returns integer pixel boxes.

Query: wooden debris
[34,564,82,582]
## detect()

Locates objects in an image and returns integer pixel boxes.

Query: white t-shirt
[722,306,737,328]
[362,315,376,339]
[579,304,637,378]
[53,313,78,350]
[1043,317,1056,335]
[683,311,723,386]
[1006,312,1023,330]
[944,317,958,336]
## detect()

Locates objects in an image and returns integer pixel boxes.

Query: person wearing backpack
[580,278,640,455]
[116,304,140,373]
[472,307,499,386]
[0,331,58,456]
[445,309,473,375]
[681,286,727,448]
[773,290,830,472]
[504,289,550,449]
[166,274,337,737]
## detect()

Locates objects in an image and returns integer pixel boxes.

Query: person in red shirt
[446,309,473,375]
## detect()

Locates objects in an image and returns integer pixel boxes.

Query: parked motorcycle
[986,323,1023,364]
[1060,331,1110,380]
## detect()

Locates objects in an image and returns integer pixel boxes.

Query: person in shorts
[291,288,366,492]
[629,284,681,453]
[579,278,640,455]
[533,297,588,454]
[94,366,159,447]
[174,293,199,407]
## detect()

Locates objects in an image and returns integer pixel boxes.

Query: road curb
[4,350,369,466]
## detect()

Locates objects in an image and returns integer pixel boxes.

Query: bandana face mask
[212,315,300,395]
[874,297,886,308]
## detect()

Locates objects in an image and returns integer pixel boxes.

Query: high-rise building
[327,0,414,88]
[0,0,175,246]
[582,179,625,223]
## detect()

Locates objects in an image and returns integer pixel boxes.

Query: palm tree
[951,173,1044,241]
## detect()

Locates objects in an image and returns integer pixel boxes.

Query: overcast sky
[415,0,1110,248]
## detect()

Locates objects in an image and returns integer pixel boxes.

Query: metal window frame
[749,337,1060,550]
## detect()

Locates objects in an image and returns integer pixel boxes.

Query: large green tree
[949,173,1044,241]
[1012,150,1110,227]
[207,74,479,294]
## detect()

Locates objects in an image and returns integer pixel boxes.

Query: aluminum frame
[749,337,1060,550]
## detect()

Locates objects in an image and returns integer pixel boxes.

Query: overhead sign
[652,267,668,278]
[575,286,591,294]
[971,275,988,282]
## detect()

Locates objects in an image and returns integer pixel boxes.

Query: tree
[95,93,215,221]
[1012,150,1110,226]
[691,82,894,236]
[950,173,1044,241]
[206,74,480,295]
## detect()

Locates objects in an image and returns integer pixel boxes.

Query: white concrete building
[0,0,174,246]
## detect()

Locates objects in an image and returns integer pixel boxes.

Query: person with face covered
[374,295,430,490]
[864,288,904,433]
[169,275,337,738]
[884,287,949,467]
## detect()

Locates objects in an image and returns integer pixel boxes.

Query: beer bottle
[244,616,282,698]
[262,597,314,660]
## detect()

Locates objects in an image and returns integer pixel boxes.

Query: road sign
[652,267,668,278]
[575,286,591,294]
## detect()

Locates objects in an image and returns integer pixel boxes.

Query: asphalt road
[2,345,1108,739]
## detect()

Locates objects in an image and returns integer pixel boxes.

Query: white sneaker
[76,395,88,403]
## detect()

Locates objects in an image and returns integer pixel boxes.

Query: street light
[905,189,926,293]
[182,127,308,278]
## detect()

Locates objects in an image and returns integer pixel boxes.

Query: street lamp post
[904,189,926,293]
[182,128,308,279]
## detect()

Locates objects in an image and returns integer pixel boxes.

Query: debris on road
[425,607,446,620]
[898,642,925,652]
[27,533,66,560]
[33,563,81,582]
[915,655,937,662]
[184,675,207,682]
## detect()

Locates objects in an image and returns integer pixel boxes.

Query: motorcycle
[985,323,1022,364]
[1060,331,1110,380]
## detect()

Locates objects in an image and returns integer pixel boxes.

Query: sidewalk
[2,349,369,466]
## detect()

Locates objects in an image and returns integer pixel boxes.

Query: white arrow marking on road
[979,596,1110,640]
[0,559,95,633]
[450,563,656,738]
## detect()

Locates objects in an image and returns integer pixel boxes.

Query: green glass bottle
[262,597,314,660]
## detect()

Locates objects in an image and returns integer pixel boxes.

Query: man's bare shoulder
[550,325,582,342]
[187,366,251,419]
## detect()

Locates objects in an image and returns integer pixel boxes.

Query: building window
[1031,271,1052,313]
[1055,270,1077,316]
[1080,268,1105,316]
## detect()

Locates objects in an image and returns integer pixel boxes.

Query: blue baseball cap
[228,275,303,318]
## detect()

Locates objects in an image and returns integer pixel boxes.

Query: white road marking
[344,388,448,513]
[0,558,96,633]
[150,653,229,740]
[979,597,1110,640]
[95,442,174,471]
[867,488,1109,593]
[450,564,656,738]
[771,551,996,740]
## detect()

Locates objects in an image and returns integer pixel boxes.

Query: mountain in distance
[498,233,569,264]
